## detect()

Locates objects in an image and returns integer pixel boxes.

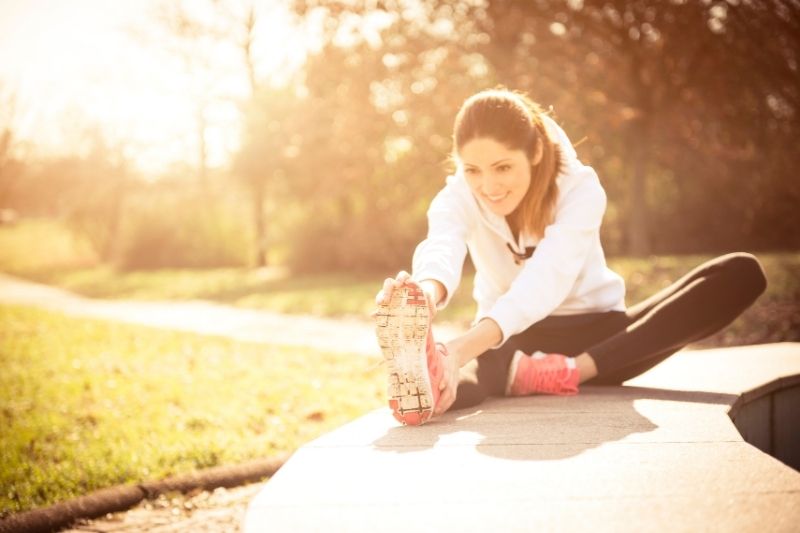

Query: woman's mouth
[484,192,510,203]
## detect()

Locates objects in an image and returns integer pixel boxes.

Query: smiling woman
[460,138,532,219]
[454,90,561,242]
[374,87,768,426]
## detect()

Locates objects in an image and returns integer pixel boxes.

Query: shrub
[116,191,250,270]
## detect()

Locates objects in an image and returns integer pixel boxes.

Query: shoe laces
[523,355,570,393]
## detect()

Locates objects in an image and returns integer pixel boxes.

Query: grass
[0,304,384,516]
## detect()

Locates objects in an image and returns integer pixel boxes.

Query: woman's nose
[481,174,503,193]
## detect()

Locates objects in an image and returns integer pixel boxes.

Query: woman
[374,88,767,426]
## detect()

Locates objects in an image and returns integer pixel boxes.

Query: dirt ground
[64,484,262,533]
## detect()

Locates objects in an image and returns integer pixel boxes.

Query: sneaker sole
[374,285,433,425]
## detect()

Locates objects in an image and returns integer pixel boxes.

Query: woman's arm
[446,318,502,367]
[435,318,503,415]
[411,177,472,310]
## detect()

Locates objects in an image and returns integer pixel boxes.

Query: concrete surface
[244,343,800,532]
[626,342,800,399]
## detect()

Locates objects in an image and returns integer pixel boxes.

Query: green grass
[0,304,384,516]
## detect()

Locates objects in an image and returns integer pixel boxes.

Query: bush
[117,191,250,270]
[0,218,99,277]
[285,193,427,274]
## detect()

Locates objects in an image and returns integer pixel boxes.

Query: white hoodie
[411,117,626,347]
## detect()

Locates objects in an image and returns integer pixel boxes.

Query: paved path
[0,273,464,357]
[245,343,800,532]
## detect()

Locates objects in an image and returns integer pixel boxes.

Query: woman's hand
[375,271,412,306]
[374,271,440,318]
[434,345,461,415]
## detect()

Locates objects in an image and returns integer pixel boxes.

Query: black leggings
[451,252,768,410]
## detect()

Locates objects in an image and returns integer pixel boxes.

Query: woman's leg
[587,252,767,384]
[450,311,628,410]
[450,359,488,410]
[452,252,766,406]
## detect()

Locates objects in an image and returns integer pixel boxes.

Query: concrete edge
[0,453,289,533]
[728,374,800,420]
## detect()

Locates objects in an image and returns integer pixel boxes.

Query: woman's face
[459,137,532,217]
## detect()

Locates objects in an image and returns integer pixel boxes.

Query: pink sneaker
[374,282,447,425]
[506,350,580,396]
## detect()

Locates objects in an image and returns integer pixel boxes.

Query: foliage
[0,83,23,207]
[1,179,251,271]
[0,304,383,514]
[233,86,305,268]
[2,1,799,273]
[238,4,490,272]
[116,187,251,270]
[274,0,800,268]
[0,219,99,277]
[1,128,131,262]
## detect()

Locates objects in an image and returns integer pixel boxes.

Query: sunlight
[0,0,307,176]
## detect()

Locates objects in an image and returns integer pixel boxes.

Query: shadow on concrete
[370,385,738,461]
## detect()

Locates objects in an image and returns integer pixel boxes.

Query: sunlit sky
[0,0,307,176]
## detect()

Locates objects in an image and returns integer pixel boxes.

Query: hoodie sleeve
[484,165,608,345]
[411,178,471,309]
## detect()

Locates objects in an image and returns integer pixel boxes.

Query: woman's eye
[464,167,478,175]
[497,164,511,172]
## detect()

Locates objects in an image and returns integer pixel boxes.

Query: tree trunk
[252,182,267,267]
[101,176,126,263]
[628,116,651,257]
[196,104,208,191]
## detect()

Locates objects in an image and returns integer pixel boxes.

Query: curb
[0,454,289,533]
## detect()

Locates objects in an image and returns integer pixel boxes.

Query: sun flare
[0,0,306,176]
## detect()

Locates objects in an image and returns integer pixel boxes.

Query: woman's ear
[531,137,544,166]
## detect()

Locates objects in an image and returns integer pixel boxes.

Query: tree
[234,84,306,268]
[147,0,279,265]
[281,0,492,271]
[281,0,800,269]
[0,84,23,211]
[479,0,800,254]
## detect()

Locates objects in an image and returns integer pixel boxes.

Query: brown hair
[453,88,563,240]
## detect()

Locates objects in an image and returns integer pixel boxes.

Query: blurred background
[1,0,797,275]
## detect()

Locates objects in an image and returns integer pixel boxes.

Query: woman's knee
[718,252,768,300]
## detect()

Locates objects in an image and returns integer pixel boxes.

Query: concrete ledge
[627,342,800,470]
[245,343,800,532]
